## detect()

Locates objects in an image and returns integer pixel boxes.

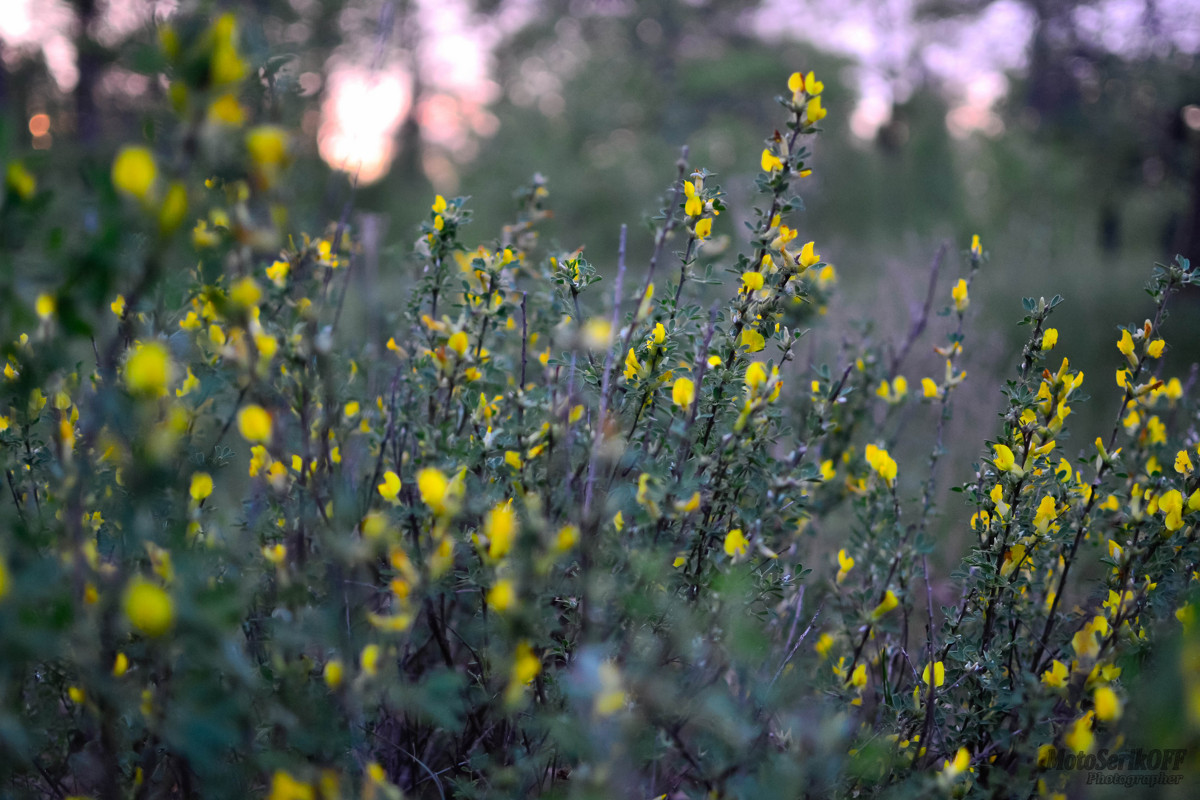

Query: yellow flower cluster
[864,443,897,487]
[683,173,718,241]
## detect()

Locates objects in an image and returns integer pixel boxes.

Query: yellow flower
[0,555,9,601]
[447,330,469,357]
[1063,711,1095,754]
[1072,616,1108,661]
[941,747,970,779]
[207,92,244,125]
[377,470,402,504]
[177,311,201,332]
[1094,685,1121,721]
[741,271,764,292]
[35,293,55,320]
[849,663,867,688]
[683,180,703,216]
[123,578,174,637]
[1176,449,1195,475]
[864,443,898,486]
[486,500,517,559]
[787,71,805,102]
[361,644,382,676]
[800,94,825,123]
[1178,604,1196,631]
[694,217,712,239]
[124,341,172,397]
[1033,495,1058,535]
[512,640,541,686]
[1042,328,1058,350]
[923,661,945,687]
[951,279,969,312]
[992,444,1016,473]
[623,348,641,381]
[111,294,127,317]
[323,659,344,689]
[835,549,854,584]
[112,652,129,677]
[159,181,187,234]
[208,14,245,85]
[266,259,290,288]
[229,276,261,308]
[580,318,612,351]
[739,328,765,353]
[761,148,784,173]
[683,194,703,221]
[237,404,272,443]
[112,146,158,202]
[870,589,899,620]
[247,445,269,477]
[245,126,289,188]
[267,770,315,800]
[487,579,516,612]
[246,125,289,166]
[745,362,768,392]
[1147,415,1166,445]
[189,472,213,501]
[970,234,982,257]
[192,218,220,248]
[418,467,451,515]
[672,376,695,410]
[1160,489,1184,531]
[366,762,388,786]
[1041,659,1068,688]
[555,524,579,551]
[815,632,834,658]
[922,377,938,398]
[798,241,820,269]
[176,367,200,398]
[6,161,36,199]
[1117,329,1135,360]
[675,492,701,514]
[724,528,749,558]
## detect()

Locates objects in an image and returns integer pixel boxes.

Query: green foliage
[2,9,1200,800]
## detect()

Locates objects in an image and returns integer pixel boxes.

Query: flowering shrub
[1,11,1199,800]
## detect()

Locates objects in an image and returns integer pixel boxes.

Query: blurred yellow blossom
[112,146,157,202]
[124,579,173,637]
[237,404,272,443]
